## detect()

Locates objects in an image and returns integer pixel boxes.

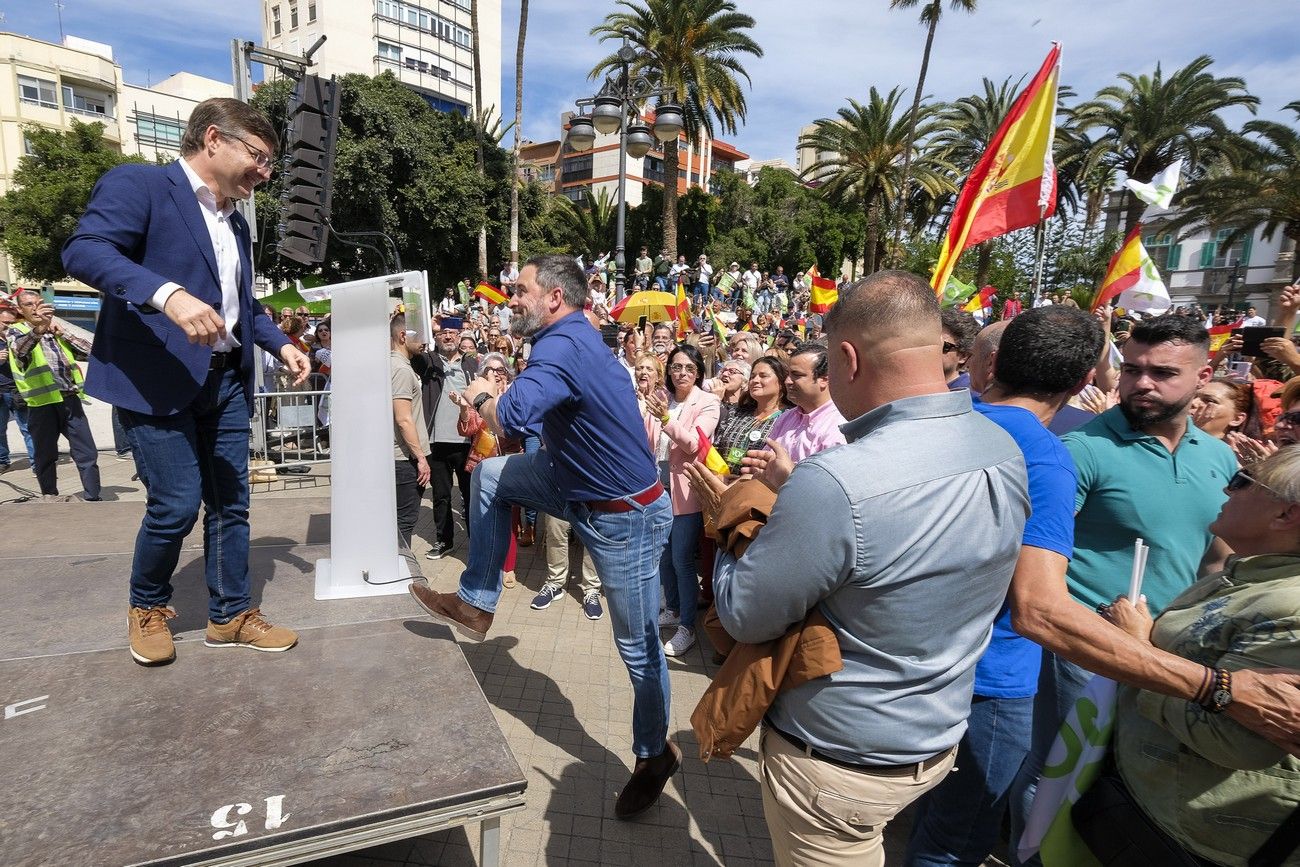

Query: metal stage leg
[480,816,502,867]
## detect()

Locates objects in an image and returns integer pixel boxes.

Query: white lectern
[300,271,431,599]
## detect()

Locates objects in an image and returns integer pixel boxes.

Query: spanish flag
[931,43,1061,295]
[676,280,690,339]
[708,307,728,341]
[808,265,839,314]
[1208,322,1238,353]
[1091,224,1144,312]
[963,286,997,316]
[697,427,730,475]
[474,282,508,306]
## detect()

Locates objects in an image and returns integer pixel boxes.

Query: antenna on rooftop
[54,1,65,41]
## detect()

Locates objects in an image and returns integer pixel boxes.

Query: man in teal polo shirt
[1011,314,1237,865]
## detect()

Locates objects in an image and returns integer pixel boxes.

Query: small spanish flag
[697,427,730,475]
[475,282,508,306]
[708,308,728,341]
[676,280,690,339]
[1091,224,1144,312]
[808,264,838,314]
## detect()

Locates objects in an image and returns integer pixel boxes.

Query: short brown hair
[180,98,277,157]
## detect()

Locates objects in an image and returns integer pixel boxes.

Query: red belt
[586,481,664,513]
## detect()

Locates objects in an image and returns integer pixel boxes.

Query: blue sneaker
[530,583,563,610]
[582,592,603,621]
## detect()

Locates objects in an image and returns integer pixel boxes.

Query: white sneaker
[657,609,680,628]
[663,626,695,657]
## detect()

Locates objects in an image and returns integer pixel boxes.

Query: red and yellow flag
[474,282,508,305]
[697,427,730,475]
[962,286,997,316]
[932,43,1061,295]
[675,280,690,339]
[1208,322,1238,353]
[807,265,838,314]
[1091,224,1144,312]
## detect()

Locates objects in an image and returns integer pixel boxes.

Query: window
[62,86,110,118]
[538,165,555,182]
[134,112,185,148]
[1143,232,1181,271]
[644,155,665,184]
[18,75,57,109]
[272,4,282,35]
[290,2,299,28]
[375,0,473,49]
[377,40,402,61]
[563,154,593,181]
[308,1,317,22]
[563,186,589,202]
[1200,227,1253,269]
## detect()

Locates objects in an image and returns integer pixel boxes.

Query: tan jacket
[690,478,843,760]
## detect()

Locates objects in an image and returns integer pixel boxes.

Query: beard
[510,307,544,338]
[1119,391,1193,428]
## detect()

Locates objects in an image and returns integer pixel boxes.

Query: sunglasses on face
[942,342,959,354]
[484,366,508,375]
[1275,411,1300,428]
[668,363,697,374]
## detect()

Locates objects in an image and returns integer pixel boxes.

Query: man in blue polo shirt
[1010,313,1237,865]
[906,306,1102,867]
[409,255,677,820]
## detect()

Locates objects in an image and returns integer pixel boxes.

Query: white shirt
[1242,315,1267,328]
[697,262,714,285]
[151,158,242,352]
[742,269,761,291]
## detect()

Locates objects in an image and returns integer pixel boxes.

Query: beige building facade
[260,0,500,119]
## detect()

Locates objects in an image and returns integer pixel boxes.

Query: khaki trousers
[543,514,600,595]
[759,728,956,866]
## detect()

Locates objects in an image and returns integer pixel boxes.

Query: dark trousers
[395,457,425,550]
[27,392,100,498]
[428,441,471,548]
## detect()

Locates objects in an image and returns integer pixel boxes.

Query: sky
[6,0,1298,164]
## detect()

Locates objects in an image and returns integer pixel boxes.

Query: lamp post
[566,38,682,301]
[1225,259,1243,315]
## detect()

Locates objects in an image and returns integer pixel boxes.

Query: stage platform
[0,499,526,866]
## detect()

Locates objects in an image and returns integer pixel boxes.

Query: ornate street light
[570,37,678,302]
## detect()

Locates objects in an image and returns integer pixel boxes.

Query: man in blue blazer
[63,98,310,666]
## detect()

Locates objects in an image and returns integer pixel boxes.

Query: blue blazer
[62,160,289,416]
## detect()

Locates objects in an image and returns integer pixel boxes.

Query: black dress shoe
[614,741,681,820]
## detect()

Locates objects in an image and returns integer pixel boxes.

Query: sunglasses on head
[1227,469,1285,499]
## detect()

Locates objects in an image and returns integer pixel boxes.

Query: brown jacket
[690,478,843,761]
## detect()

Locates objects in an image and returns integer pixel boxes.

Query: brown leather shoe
[408,582,493,641]
[205,607,298,652]
[614,741,681,820]
[128,605,177,666]
[517,524,535,547]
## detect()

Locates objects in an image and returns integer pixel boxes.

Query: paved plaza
[3,399,1006,866]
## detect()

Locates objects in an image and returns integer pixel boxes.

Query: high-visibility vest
[6,321,82,407]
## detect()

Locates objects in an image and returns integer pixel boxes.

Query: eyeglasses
[668,363,697,374]
[942,341,959,354]
[1275,411,1300,428]
[483,366,508,375]
[1227,469,1285,499]
[219,129,273,169]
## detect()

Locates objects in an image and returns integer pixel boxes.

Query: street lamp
[567,37,678,301]
[1225,258,1244,315]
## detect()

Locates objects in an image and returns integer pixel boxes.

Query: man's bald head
[824,270,942,350]
[968,320,1010,393]
[824,270,949,419]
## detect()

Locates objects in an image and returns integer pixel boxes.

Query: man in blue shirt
[906,306,1103,867]
[409,255,676,819]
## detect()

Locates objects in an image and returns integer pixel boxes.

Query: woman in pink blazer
[643,343,721,657]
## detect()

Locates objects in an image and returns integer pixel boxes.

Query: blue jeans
[655,276,669,293]
[660,511,704,630]
[111,406,131,457]
[458,449,673,757]
[119,367,253,624]
[905,694,1035,866]
[0,390,34,465]
[1008,650,1093,866]
[521,434,541,527]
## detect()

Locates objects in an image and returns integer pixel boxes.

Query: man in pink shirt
[743,344,845,490]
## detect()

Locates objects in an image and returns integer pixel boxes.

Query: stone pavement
[4,399,1011,866]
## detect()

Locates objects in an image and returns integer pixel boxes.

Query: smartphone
[1227,360,1251,378]
[1240,326,1284,356]
[600,323,620,349]
[637,315,649,330]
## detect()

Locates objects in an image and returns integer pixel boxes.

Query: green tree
[591,0,762,257]
[888,0,978,253]
[551,187,617,256]
[1072,55,1259,236]
[800,88,955,274]
[0,120,144,282]
[1174,101,1300,282]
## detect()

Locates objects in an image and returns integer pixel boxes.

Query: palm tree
[1174,101,1300,282]
[470,0,488,276]
[554,188,618,257]
[1072,55,1259,236]
[800,87,955,274]
[591,0,762,258]
[889,0,978,254]
[509,0,530,262]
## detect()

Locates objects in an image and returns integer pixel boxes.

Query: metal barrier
[251,372,331,474]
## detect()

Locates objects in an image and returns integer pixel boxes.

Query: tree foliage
[0,120,144,283]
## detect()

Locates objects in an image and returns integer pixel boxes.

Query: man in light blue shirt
[715,271,1028,866]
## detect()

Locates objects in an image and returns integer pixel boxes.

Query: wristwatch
[472,392,493,413]
[1204,668,1233,714]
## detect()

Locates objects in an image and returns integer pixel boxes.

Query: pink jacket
[643,386,721,515]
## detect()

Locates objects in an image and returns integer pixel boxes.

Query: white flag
[1118,242,1172,315]
[1124,158,1183,209]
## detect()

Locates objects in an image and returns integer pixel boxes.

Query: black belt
[209,350,238,370]
[767,723,953,777]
